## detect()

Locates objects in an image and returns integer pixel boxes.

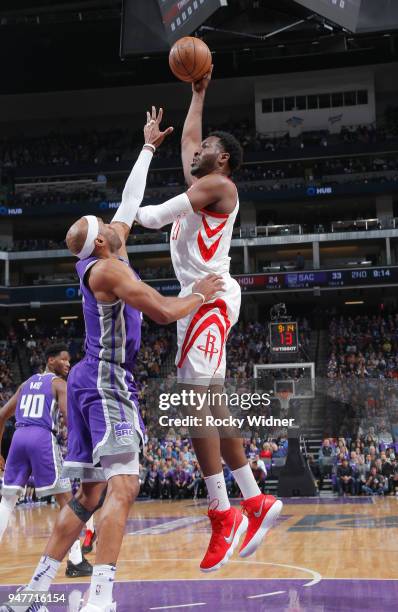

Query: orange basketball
[169,36,212,83]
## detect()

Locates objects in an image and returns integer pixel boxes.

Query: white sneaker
[79,604,116,612]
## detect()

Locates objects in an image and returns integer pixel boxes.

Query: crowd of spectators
[0,129,129,169]
[325,314,398,475]
[316,434,398,496]
[10,187,106,211]
[1,119,397,171]
[0,339,14,405]
[4,152,397,227]
[327,314,398,380]
[139,435,289,500]
[315,154,398,177]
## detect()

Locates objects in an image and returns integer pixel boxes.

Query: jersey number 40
[20,394,45,419]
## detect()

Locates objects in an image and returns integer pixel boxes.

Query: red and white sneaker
[200,506,248,572]
[239,494,283,558]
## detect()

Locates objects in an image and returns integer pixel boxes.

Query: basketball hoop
[276,391,292,411]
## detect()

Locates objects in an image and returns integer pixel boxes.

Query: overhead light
[27,318,36,322]
[345,301,364,305]
[312,40,320,45]
[60,315,78,320]
[18,318,26,322]
[323,23,334,32]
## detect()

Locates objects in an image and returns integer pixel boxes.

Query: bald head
[65,217,90,256]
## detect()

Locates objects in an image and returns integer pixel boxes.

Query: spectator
[337,459,355,496]
[251,460,267,493]
[362,466,386,496]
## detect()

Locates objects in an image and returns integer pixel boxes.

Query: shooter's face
[191,136,223,177]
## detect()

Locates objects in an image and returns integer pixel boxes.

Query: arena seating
[2,120,397,170]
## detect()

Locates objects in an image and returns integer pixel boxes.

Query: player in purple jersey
[4,108,224,612]
[0,344,92,578]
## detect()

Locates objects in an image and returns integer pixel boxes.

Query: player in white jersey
[170,182,240,382]
[136,82,283,572]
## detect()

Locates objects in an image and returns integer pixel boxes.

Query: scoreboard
[121,0,226,57]
[237,267,398,293]
[157,0,227,44]
[270,322,299,354]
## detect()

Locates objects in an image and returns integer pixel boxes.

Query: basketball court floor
[0,496,397,611]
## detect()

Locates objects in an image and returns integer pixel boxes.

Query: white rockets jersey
[170,193,239,287]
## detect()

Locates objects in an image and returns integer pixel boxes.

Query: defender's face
[191,136,221,177]
[51,351,71,378]
[98,219,122,252]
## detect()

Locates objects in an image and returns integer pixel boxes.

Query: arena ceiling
[1,0,397,94]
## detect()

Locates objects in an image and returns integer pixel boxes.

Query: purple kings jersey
[76,256,142,367]
[15,372,59,431]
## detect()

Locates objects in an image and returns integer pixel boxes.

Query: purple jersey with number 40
[15,372,59,431]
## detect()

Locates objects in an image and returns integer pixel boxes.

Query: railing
[331,218,381,232]
[241,218,396,239]
[126,232,169,245]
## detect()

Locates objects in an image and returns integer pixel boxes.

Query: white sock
[28,555,61,591]
[68,539,83,565]
[0,495,17,540]
[88,564,116,607]
[204,472,230,511]
[86,516,94,532]
[231,463,261,500]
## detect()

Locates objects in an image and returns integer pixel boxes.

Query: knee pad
[101,452,139,480]
[68,497,94,523]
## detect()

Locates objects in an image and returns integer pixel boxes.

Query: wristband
[143,143,156,153]
[192,292,206,304]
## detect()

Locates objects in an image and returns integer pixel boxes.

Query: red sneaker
[82,529,96,554]
[239,494,283,558]
[200,506,248,572]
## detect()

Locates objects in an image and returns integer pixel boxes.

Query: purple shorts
[62,356,144,482]
[2,426,71,498]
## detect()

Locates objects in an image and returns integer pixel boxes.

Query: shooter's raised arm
[181,66,213,188]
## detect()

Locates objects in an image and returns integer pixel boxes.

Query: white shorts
[176,276,241,384]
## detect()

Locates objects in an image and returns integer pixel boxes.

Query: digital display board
[237,267,398,293]
[270,322,299,354]
[158,0,227,44]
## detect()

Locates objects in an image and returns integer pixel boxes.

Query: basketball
[169,36,212,83]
